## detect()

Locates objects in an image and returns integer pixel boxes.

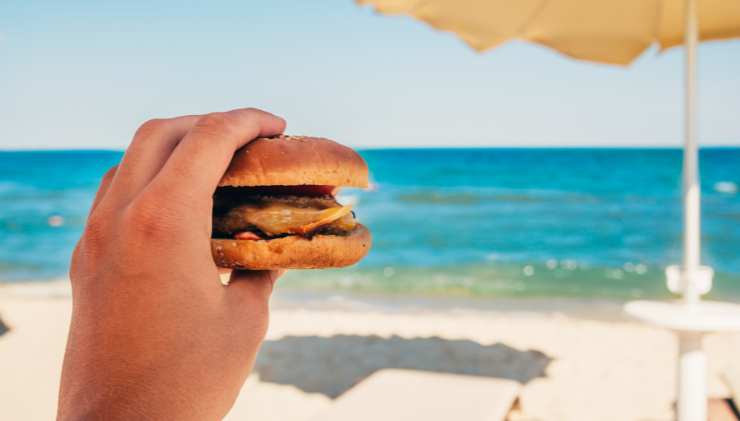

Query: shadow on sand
[254,334,552,398]
[0,316,8,337]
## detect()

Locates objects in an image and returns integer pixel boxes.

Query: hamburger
[211,135,372,269]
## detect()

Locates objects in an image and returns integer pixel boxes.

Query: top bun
[218,135,368,188]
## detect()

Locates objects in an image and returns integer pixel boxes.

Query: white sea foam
[714,181,738,194]
[523,265,535,276]
[562,260,578,270]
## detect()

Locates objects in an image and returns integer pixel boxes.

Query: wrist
[58,374,208,421]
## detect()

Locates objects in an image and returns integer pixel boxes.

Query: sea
[2,148,740,300]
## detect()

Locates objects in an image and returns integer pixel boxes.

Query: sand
[1,281,739,421]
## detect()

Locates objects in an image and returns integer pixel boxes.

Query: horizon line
[2,144,740,153]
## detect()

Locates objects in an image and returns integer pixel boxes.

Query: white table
[625,300,740,421]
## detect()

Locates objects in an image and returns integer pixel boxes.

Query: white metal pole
[677,331,706,421]
[677,0,705,420]
[682,0,701,306]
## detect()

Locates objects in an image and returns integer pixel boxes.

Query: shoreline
[272,288,635,322]
[1,278,641,322]
[7,267,740,305]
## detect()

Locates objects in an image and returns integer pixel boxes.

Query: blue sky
[1,0,739,149]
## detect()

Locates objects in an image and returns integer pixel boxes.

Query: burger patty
[212,194,357,239]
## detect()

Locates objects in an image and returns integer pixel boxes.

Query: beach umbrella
[355,0,740,420]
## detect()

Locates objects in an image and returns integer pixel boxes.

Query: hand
[59,108,287,420]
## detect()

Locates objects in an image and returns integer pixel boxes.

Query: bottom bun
[211,224,371,269]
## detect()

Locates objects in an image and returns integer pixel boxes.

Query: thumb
[223,270,284,343]
[224,269,283,307]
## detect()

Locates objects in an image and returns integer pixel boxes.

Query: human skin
[58,108,287,420]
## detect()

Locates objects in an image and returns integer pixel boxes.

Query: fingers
[89,165,118,214]
[107,115,201,206]
[145,108,286,206]
[226,269,284,303]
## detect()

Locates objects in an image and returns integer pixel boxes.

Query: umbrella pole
[677,330,705,421]
[677,0,706,420]
[682,0,701,307]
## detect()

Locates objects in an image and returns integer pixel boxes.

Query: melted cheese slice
[244,203,354,236]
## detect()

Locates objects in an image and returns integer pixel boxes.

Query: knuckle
[122,200,170,240]
[101,165,118,183]
[69,243,84,279]
[69,240,99,284]
[233,108,263,127]
[239,107,261,117]
[195,112,232,132]
[133,118,166,140]
[72,214,111,279]
[84,213,108,242]
[194,111,258,140]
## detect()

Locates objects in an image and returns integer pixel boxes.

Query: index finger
[144,108,286,204]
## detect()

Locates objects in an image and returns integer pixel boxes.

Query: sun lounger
[309,369,521,421]
[708,399,739,421]
[715,367,740,420]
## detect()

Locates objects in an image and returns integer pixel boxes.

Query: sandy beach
[1,280,739,421]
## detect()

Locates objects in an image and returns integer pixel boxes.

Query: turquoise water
[1,148,740,299]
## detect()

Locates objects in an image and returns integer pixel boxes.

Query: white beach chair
[309,369,521,421]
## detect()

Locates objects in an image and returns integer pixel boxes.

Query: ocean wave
[0,181,23,194]
[397,192,483,205]
[395,190,558,206]
[393,189,602,206]
[273,260,693,300]
[714,181,738,194]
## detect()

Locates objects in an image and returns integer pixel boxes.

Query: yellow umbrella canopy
[357,0,740,65]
